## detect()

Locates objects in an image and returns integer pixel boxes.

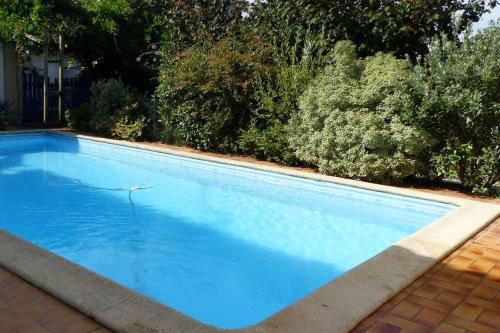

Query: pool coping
[1,129,499,333]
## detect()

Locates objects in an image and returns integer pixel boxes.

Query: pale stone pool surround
[0,130,498,333]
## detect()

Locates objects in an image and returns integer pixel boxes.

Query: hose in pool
[46,178,153,221]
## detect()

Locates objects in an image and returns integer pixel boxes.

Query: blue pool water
[0,133,455,328]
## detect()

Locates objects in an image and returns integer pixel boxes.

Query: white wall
[2,44,22,123]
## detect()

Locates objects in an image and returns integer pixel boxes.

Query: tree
[403,22,500,194]
[134,0,249,90]
[0,0,157,90]
[153,0,249,54]
[250,0,498,59]
[0,0,130,49]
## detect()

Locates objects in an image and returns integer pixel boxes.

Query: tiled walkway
[0,266,109,333]
[352,218,500,333]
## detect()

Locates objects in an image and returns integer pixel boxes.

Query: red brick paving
[352,218,500,333]
[0,266,110,333]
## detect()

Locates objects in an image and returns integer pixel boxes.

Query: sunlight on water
[0,134,455,329]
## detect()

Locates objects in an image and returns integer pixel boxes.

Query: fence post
[58,32,64,124]
[43,30,49,125]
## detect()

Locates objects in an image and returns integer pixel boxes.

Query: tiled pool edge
[0,129,499,333]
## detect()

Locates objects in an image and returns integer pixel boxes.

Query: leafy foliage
[239,33,331,164]
[239,121,296,164]
[432,144,499,194]
[89,79,147,141]
[290,41,433,183]
[65,104,91,131]
[0,0,130,45]
[0,0,154,89]
[155,33,275,151]
[403,23,500,193]
[155,0,248,54]
[2,0,498,194]
[66,79,147,141]
[250,0,497,59]
[0,99,10,130]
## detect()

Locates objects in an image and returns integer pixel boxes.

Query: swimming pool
[0,133,456,329]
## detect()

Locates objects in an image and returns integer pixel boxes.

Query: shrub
[239,31,331,164]
[290,41,433,183]
[65,104,92,131]
[239,121,296,164]
[110,115,147,142]
[155,33,275,152]
[66,79,148,141]
[403,22,500,194]
[89,79,145,139]
[0,99,10,130]
[433,143,499,194]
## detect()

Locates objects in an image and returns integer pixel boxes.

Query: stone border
[0,129,498,333]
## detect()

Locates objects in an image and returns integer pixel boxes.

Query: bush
[89,79,147,140]
[433,143,499,194]
[403,22,500,194]
[65,104,92,131]
[239,31,331,164]
[111,114,147,142]
[0,99,10,130]
[239,121,297,164]
[65,79,148,141]
[155,33,275,152]
[290,41,433,183]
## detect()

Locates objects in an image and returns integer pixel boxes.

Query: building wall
[2,44,22,124]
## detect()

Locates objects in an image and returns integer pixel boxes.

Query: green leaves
[406,21,500,194]
[0,0,131,43]
[433,143,500,194]
[290,41,433,183]
[155,33,275,152]
[77,0,133,34]
[66,79,148,141]
[156,0,248,55]
[250,0,494,59]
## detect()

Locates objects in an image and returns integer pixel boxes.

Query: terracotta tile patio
[0,266,109,333]
[352,218,500,333]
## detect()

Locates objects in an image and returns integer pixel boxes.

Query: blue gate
[22,71,90,124]
[22,72,59,123]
